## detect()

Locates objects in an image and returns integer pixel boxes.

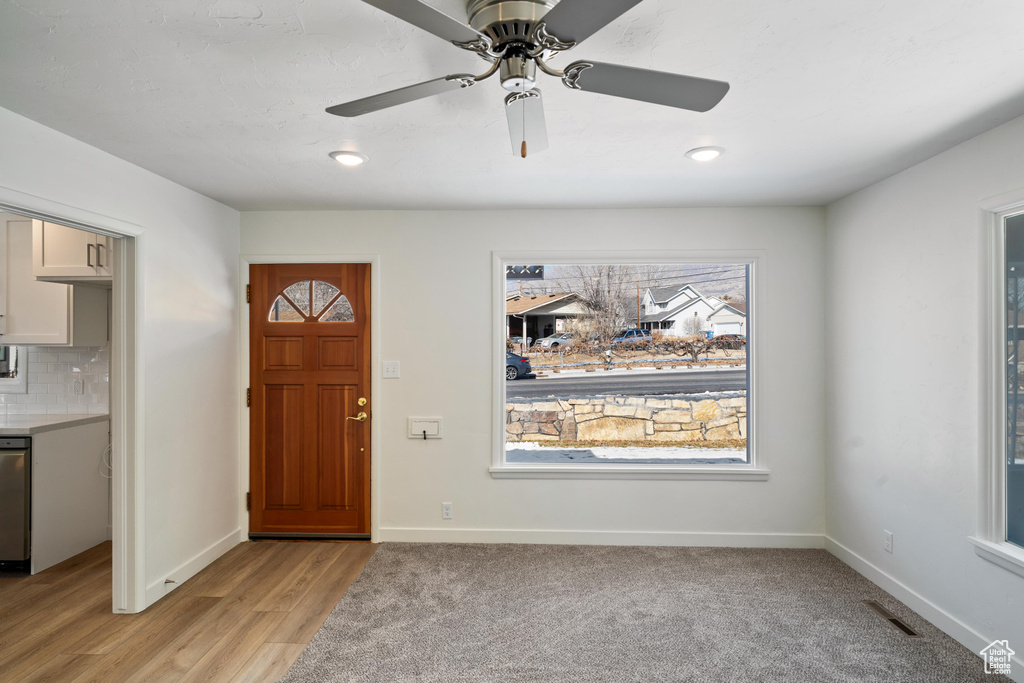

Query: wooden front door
[249,264,370,536]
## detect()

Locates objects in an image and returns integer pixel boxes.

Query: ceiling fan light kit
[328,0,730,158]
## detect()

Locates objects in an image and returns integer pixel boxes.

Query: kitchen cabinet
[31,418,110,574]
[0,213,108,346]
[32,219,113,284]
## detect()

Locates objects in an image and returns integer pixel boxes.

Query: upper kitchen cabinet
[33,220,113,284]
[0,214,108,346]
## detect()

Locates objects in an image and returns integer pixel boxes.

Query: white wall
[0,106,241,610]
[242,207,826,545]
[826,115,1024,662]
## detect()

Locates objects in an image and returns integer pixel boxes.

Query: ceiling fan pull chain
[521,81,527,158]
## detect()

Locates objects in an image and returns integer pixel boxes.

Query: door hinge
[246,492,251,511]
[246,388,251,407]
[246,284,251,303]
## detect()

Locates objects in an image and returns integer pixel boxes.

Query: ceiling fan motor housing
[467,0,559,48]
[499,55,536,91]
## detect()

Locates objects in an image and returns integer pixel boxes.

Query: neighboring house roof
[647,286,683,303]
[506,293,578,315]
[640,297,708,323]
[647,284,698,304]
[707,302,746,319]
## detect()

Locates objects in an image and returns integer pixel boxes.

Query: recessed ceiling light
[329,151,368,167]
[685,146,724,162]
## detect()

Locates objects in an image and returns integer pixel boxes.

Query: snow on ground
[506,441,747,465]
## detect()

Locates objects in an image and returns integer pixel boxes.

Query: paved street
[506,369,747,398]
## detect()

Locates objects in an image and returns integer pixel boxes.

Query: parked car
[505,351,531,380]
[509,335,532,347]
[712,334,746,350]
[612,328,653,344]
[536,332,575,348]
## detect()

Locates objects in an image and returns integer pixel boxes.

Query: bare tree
[564,265,665,343]
[683,312,705,337]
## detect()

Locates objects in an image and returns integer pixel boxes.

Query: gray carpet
[280,544,1005,682]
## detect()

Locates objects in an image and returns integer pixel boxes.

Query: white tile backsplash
[0,346,109,415]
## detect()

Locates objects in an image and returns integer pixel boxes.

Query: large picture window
[494,255,761,478]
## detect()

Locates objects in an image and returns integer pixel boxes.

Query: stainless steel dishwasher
[0,437,31,572]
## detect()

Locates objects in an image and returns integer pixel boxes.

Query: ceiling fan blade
[326,75,476,117]
[564,61,729,112]
[361,0,486,45]
[538,0,644,46]
[505,89,549,157]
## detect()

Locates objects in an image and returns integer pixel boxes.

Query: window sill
[489,464,771,481]
[968,537,1024,579]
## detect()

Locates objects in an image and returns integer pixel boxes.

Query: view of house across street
[504,264,750,466]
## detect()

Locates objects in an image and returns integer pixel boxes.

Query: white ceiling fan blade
[505,89,549,157]
[361,0,487,45]
[564,61,730,113]
[538,0,644,46]
[327,75,477,117]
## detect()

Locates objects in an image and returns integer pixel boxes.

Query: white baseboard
[380,527,825,548]
[825,536,1024,683]
[144,529,241,608]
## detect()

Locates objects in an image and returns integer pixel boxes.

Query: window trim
[490,249,767,480]
[975,196,1024,576]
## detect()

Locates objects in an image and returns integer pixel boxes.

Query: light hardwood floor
[0,540,376,682]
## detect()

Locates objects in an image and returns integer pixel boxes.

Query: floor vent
[863,600,921,638]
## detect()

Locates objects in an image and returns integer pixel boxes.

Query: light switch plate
[408,417,443,439]
[382,361,400,379]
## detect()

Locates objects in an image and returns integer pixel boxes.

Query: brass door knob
[346,411,368,422]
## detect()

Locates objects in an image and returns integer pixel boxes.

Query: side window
[0,345,27,394]
[1005,214,1024,547]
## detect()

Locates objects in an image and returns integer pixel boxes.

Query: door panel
[319,337,358,370]
[264,384,304,510]
[250,264,370,536]
[265,337,304,371]
[317,385,356,511]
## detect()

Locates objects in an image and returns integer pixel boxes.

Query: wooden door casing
[249,264,370,535]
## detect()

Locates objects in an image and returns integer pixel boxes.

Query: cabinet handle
[96,243,105,268]
[87,243,95,268]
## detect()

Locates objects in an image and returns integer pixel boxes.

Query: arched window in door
[268,280,354,322]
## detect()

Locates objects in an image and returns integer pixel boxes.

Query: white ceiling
[2,0,1024,211]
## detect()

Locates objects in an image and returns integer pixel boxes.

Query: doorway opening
[0,201,139,612]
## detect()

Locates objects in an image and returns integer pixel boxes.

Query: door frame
[238,254,382,542]
[0,186,143,613]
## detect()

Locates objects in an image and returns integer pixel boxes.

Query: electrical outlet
[73,379,83,395]
[884,530,893,554]
[441,502,453,520]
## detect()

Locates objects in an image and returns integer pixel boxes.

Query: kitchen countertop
[0,413,110,436]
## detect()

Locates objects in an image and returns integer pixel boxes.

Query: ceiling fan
[327,0,730,158]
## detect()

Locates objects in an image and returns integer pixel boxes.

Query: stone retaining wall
[506,394,746,443]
